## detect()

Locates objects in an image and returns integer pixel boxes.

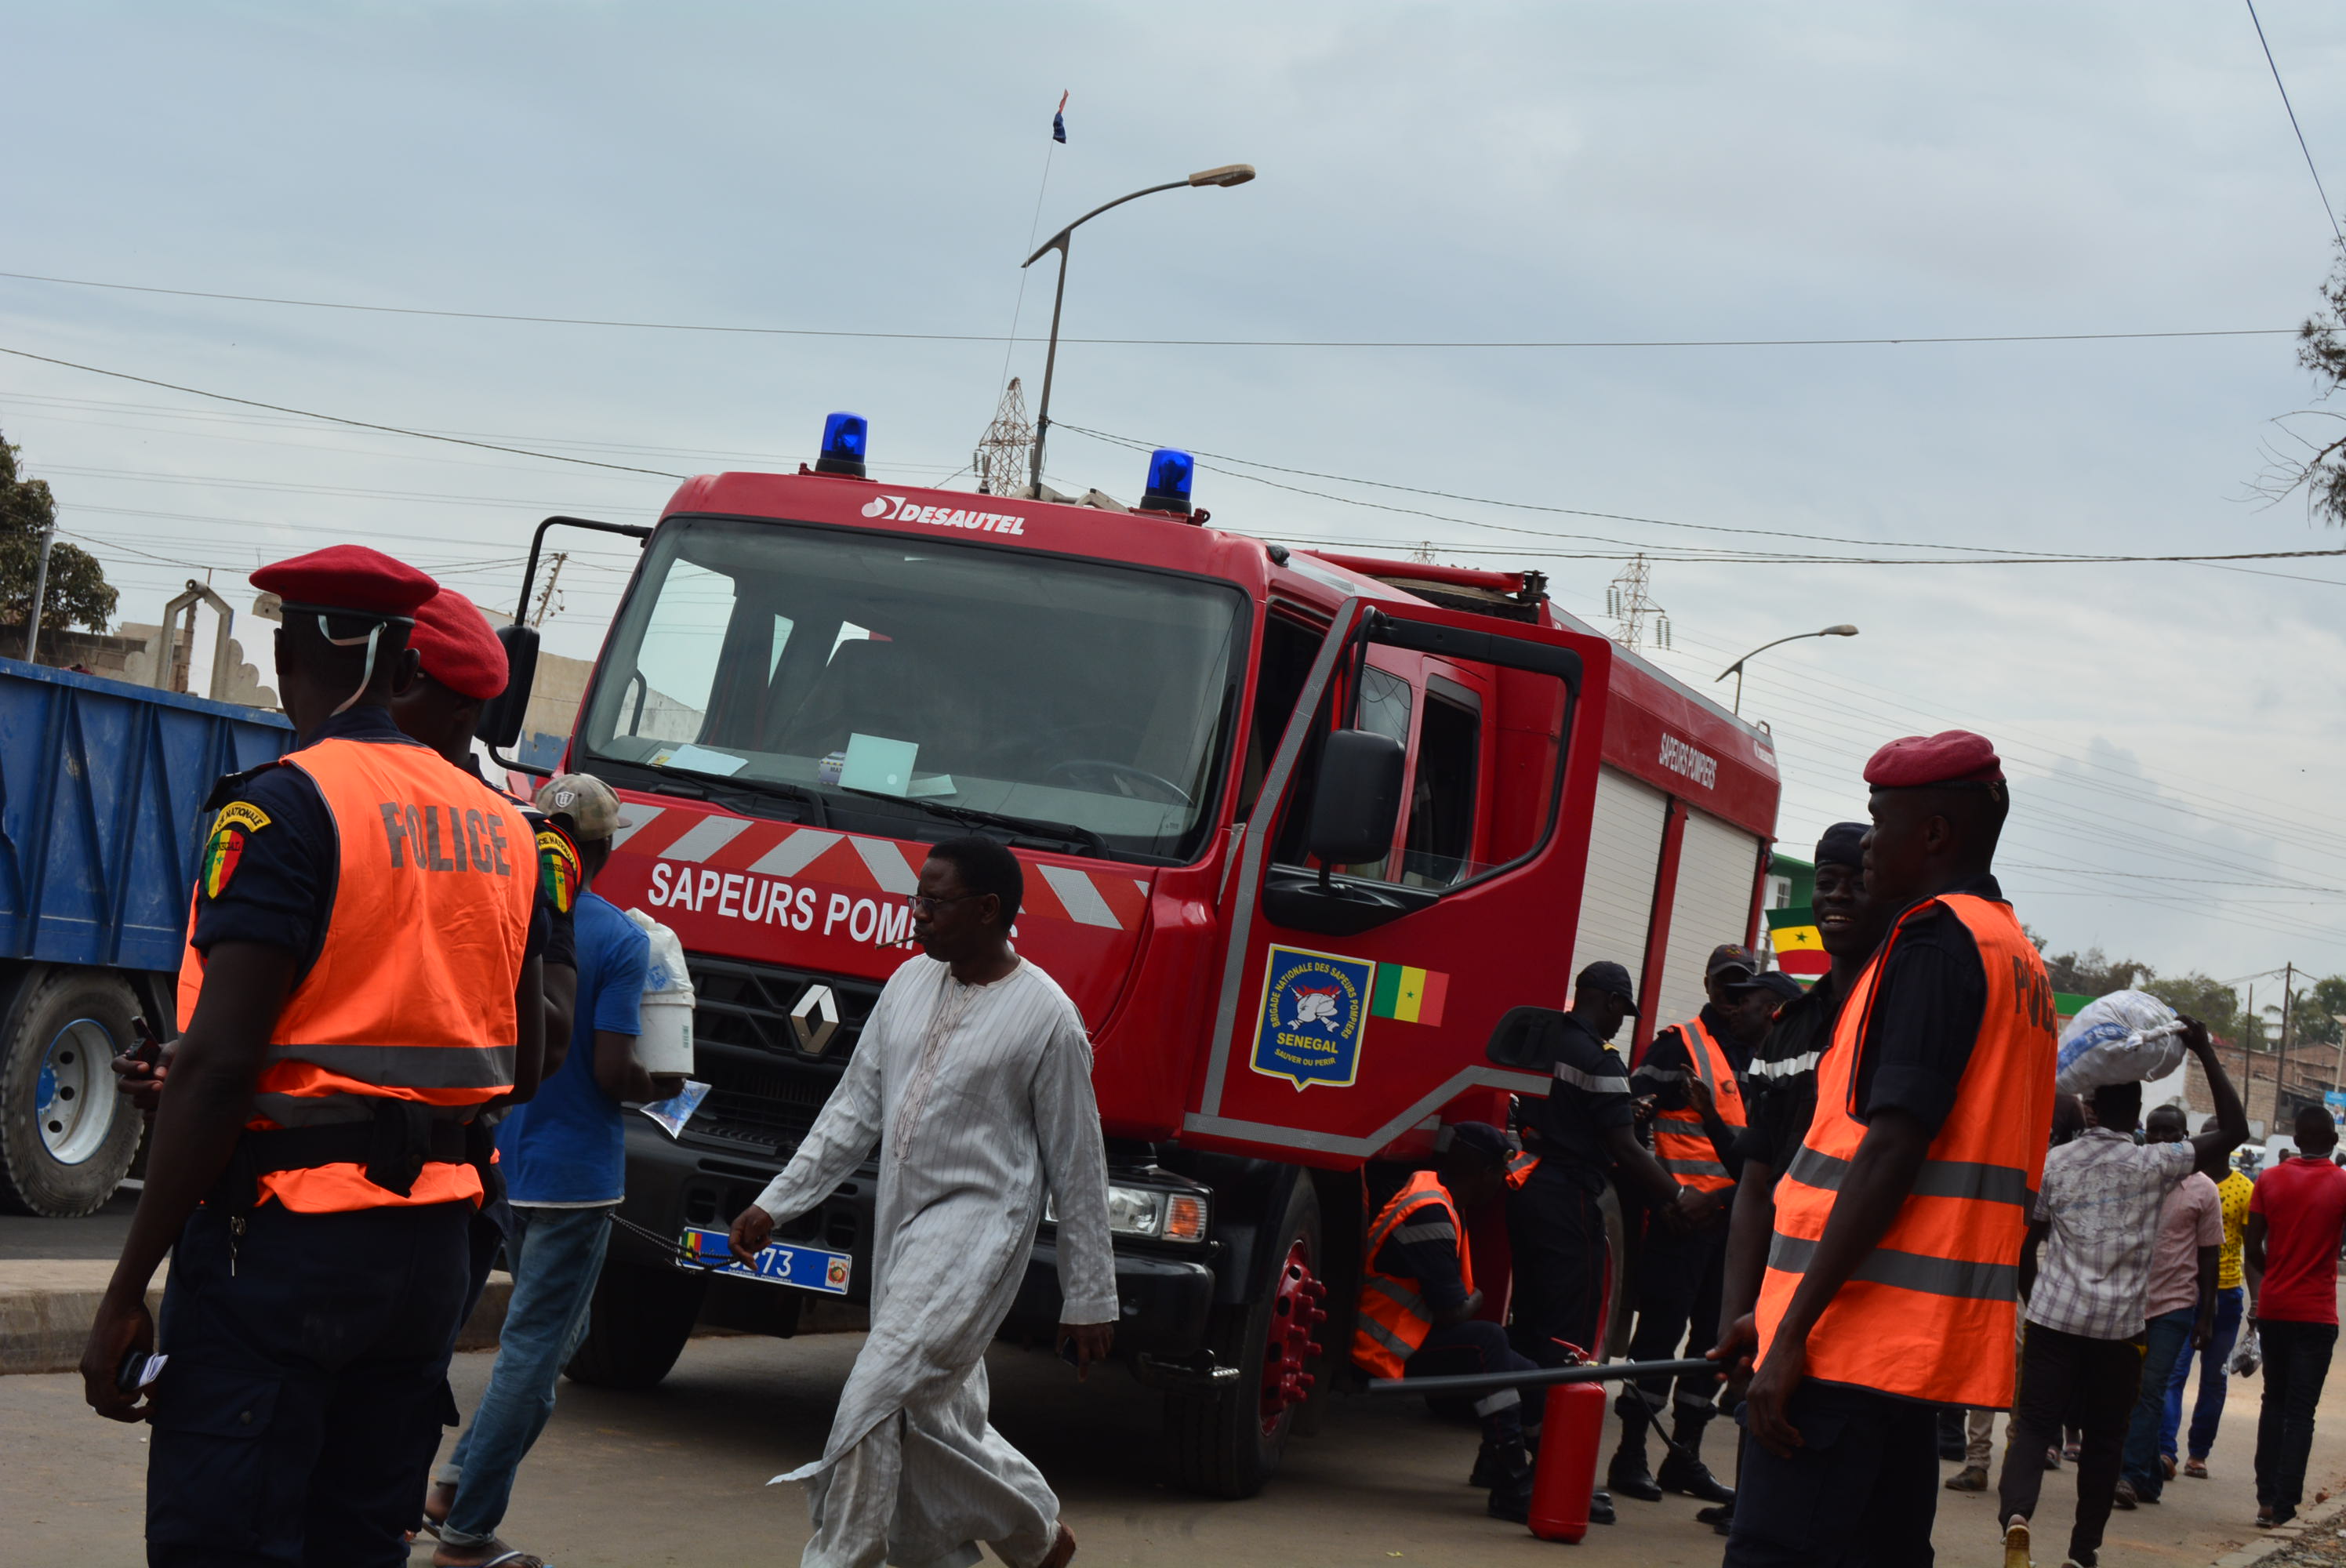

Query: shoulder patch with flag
[199,804,267,900]
[1370,963,1447,1025]
[537,826,582,915]
[1764,905,1829,976]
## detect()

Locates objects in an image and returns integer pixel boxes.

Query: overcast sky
[5,2,2344,987]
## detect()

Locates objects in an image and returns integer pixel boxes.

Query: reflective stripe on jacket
[1753,893,2056,1408]
[177,736,537,1212]
[1505,1148,1541,1189]
[1352,1171,1474,1380]
[1652,1014,1748,1193]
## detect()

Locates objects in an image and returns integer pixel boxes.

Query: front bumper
[619,1119,1215,1355]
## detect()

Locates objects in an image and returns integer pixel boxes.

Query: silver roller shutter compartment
[1571,767,1670,1004]
[1651,807,1765,1028]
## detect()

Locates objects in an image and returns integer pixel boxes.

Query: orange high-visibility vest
[1353,1171,1475,1380]
[1753,893,2056,1408]
[1651,1015,1748,1194]
[1505,1147,1541,1189]
[178,737,536,1213]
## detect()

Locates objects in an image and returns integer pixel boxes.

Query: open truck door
[1186,596,1613,1165]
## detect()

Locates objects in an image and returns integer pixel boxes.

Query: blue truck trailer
[0,656,289,1215]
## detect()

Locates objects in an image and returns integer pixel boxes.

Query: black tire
[563,1259,708,1389]
[0,968,144,1218]
[1168,1176,1324,1498]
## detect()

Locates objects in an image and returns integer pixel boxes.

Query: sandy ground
[10,1319,2346,1566]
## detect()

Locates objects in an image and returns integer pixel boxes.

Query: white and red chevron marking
[612,799,1154,922]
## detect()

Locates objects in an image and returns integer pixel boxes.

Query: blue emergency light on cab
[816,412,869,478]
[1140,447,1194,515]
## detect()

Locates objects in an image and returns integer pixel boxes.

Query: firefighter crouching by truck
[1353,1123,1552,1523]
[78,545,549,1568]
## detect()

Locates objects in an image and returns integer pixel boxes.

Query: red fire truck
[491,417,1779,1497]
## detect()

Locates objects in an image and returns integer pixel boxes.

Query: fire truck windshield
[579,517,1247,862]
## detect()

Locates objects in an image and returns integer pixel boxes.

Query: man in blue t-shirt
[424,773,676,1568]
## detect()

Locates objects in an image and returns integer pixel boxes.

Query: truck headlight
[1049,1185,1208,1243]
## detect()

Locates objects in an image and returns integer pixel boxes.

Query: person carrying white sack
[728,835,1115,1568]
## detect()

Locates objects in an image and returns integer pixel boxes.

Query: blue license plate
[677,1225,852,1294]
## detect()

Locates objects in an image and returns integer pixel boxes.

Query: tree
[0,430,116,636]
[2257,246,2346,526]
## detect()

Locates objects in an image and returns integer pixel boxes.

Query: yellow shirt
[2217,1169,2253,1290]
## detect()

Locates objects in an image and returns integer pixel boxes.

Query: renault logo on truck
[789,984,842,1058]
[859,495,1028,535]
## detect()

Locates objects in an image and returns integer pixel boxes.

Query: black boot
[1486,1451,1537,1523]
[1656,1408,1736,1505]
[1607,1392,1662,1501]
[1589,1488,1617,1526]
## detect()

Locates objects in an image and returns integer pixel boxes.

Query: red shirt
[2250,1157,2346,1325]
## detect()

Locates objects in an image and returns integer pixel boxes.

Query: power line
[2245,0,2344,245]
[0,346,688,478]
[1062,423,2346,571]
[0,268,2301,350]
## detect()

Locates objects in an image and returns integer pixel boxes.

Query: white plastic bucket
[636,987,695,1074]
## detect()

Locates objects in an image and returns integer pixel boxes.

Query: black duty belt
[213,1102,485,1209]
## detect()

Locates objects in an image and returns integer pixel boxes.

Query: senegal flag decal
[538,827,582,915]
[1369,963,1448,1026]
[1765,905,1829,977]
[200,825,245,900]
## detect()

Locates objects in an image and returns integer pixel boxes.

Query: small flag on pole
[1052,90,1068,144]
[1763,906,1830,977]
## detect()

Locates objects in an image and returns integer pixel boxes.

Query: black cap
[1575,960,1640,1016]
[1731,970,1805,1005]
[1815,822,1867,869]
[1706,944,1760,982]
[1446,1121,1518,1165]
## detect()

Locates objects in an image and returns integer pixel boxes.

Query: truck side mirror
[476,622,540,750]
[1487,1005,1567,1071]
[1304,728,1405,869]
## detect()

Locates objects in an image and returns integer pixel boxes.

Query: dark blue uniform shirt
[1847,873,1999,1137]
[1523,1013,1636,1194]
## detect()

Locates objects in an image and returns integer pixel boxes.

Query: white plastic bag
[624,909,695,1074]
[2232,1327,2263,1378]
[2054,989,2187,1095]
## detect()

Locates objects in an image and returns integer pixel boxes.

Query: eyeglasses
[906,892,984,915]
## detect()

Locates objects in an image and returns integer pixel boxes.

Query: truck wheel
[1168,1178,1328,1498]
[564,1259,708,1389]
[0,969,144,1217]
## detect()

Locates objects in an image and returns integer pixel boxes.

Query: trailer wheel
[564,1260,708,1390]
[1168,1177,1327,1498]
[0,969,144,1217]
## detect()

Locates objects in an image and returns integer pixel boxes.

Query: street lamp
[1022,163,1257,495]
[1714,625,1859,716]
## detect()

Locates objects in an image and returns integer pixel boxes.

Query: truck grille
[681,956,884,1157]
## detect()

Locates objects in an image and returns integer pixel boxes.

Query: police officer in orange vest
[1610,946,1785,1507]
[1353,1123,1548,1522]
[79,546,548,1567]
[1714,731,2057,1567]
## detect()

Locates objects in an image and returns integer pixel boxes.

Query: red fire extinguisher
[1527,1356,1607,1542]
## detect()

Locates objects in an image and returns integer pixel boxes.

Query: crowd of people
[59,540,2346,1568]
[1356,735,2346,1567]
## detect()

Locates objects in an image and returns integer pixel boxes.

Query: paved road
[8,1321,2343,1566]
[0,1190,136,1261]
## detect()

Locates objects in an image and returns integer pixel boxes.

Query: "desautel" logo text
[861,495,1027,535]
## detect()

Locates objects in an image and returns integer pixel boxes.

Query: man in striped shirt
[729,837,1116,1568]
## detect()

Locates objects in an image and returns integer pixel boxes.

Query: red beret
[1864,730,2004,789]
[408,590,509,701]
[252,545,437,619]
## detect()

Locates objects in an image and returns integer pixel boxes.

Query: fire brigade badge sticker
[1250,945,1375,1091]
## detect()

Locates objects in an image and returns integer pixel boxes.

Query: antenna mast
[1605,554,1671,653]
[975,378,1033,497]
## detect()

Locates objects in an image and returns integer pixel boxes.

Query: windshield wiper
[839,789,1106,858]
[640,764,830,828]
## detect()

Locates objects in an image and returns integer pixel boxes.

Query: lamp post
[1714,625,1859,716]
[1022,164,1256,495]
